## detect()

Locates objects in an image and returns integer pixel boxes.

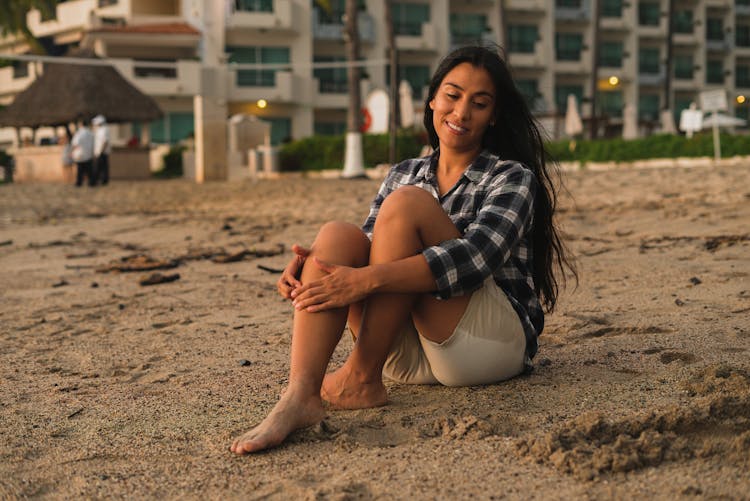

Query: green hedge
[546,132,750,163]
[153,145,186,178]
[279,130,427,172]
[0,149,11,183]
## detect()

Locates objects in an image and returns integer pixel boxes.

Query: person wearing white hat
[92,114,111,185]
[71,116,95,187]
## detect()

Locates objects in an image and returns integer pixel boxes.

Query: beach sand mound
[515,364,750,480]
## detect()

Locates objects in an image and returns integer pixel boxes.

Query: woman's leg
[322,186,474,408]
[231,222,370,454]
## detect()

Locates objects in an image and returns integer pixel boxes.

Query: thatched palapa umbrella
[0,48,162,129]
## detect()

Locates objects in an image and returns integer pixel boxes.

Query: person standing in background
[92,115,111,185]
[71,116,95,187]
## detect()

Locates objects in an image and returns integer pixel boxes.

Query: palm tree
[385,0,397,165]
[341,0,366,178]
[0,0,60,54]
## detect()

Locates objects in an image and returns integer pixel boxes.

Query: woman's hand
[290,258,370,312]
[277,244,310,299]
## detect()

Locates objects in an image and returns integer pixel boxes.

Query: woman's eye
[446,93,459,100]
[474,102,488,109]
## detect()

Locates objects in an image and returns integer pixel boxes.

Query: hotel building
[0,0,747,149]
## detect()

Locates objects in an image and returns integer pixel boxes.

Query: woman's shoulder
[387,153,433,179]
[475,151,536,185]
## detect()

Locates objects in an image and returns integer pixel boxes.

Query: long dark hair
[423,45,576,312]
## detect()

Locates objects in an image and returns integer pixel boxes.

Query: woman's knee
[380,186,436,213]
[312,221,370,265]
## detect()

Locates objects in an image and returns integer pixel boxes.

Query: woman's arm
[290,253,436,313]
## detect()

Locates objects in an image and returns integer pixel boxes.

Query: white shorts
[381,278,528,387]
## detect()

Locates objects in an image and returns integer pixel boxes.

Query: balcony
[672,67,701,90]
[109,59,201,96]
[556,59,588,75]
[504,0,546,12]
[555,2,592,23]
[26,0,98,40]
[311,9,375,44]
[509,44,545,69]
[228,70,313,104]
[227,0,296,33]
[706,38,733,52]
[0,61,40,100]
[95,0,183,24]
[396,22,438,52]
[450,31,497,52]
[638,69,665,87]
[638,14,667,39]
[673,32,699,46]
[600,16,629,32]
[312,79,347,109]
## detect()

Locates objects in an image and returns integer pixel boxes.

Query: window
[555,84,584,114]
[599,41,623,67]
[556,0,582,7]
[601,0,623,18]
[12,60,28,79]
[638,2,660,26]
[314,122,346,136]
[638,47,660,74]
[134,112,194,144]
[393,3,430,36]
[706,60,724,84]
[235,0,273,12]
[674,97,693,126]
[638,94,659,121]
[555,33,584,61]
[673,10,693,34]
[597,91,623,117]
[515,79,539,109]
[313,0,366,23]
[674,54,693,79]
[736,65,750,88]
[450,13,488,46]
[227,46,290,87]
[706,18,724,41]
[314,56,347,94]
[508,25,538,53]
[134,60,177,79]
[736,106,749,124]
[387,64,430,100]
[266,117,292,145]
[737,25,750,47]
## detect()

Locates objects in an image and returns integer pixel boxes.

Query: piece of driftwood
[98,254,180,273]
[211,243,285,264]
[139,273,180,286]
[211,250,251,263]
[257,264,284,274]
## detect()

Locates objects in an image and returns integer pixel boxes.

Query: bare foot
[230,393,325,454]
[321,366,387,409]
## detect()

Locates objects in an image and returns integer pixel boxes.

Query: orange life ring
[360,108,372,132]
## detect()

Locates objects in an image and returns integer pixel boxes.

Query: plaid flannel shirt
[362,149,543,359]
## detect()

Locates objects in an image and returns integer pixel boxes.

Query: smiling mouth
[446,121,468,133]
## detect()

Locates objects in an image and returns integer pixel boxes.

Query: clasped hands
[277,244,368,313]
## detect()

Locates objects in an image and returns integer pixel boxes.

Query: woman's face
[429,62,496,156]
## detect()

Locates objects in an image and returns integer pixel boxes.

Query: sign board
[679,109,703,133]
[366,89,389,134]
[699,89,728,112]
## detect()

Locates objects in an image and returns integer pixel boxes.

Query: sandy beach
[1,163,749,499]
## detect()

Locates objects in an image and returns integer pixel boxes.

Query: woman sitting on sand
[231,45,574,454]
